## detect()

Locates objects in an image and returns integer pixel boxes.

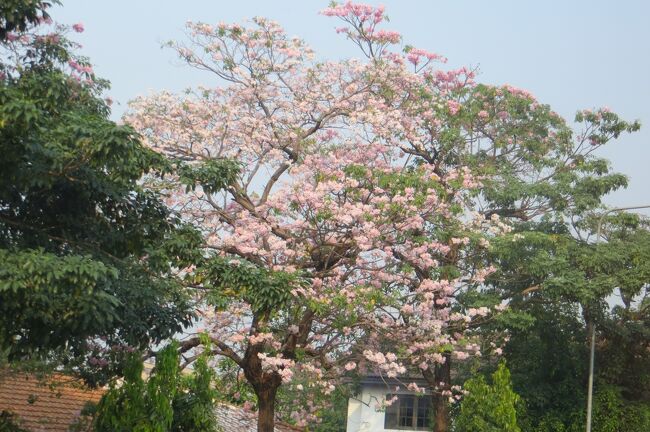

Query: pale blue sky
[53,0,650,212]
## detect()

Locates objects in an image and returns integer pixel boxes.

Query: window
[384,394,432,430]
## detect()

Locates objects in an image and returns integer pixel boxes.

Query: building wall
[345,384,410,432]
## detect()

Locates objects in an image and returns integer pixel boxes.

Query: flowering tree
[124,2,543,431]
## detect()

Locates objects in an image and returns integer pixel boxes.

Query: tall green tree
[0,2,200,376]
[487,212,650,430]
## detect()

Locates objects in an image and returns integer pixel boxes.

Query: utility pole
[586,205,650,432]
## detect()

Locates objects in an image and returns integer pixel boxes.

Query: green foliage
[0,249,120,355]
[94,342,221,432]
[0,411,28,432]
[490,219,650,431]
[0,4,198,369]
[303,386,349,432]
[212,357,256,407]
[504,302,587,430]
[0,0,57,39]
[172,345,220,432]
[603,386,648,432]
[200,256,301,314]
[455,362,520,432]
[94,344,178,432]
[460,85,636,219]
[598,304,650,404]
[522,385,650,432]
[176,159,241,195]
[428,80,644,431]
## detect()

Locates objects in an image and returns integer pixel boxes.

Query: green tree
[487,215,650,430]
[500,301,587,430]
[0,2,201,378]
[171,344,220,432]
[453,78,647,432]
[94,341,220,432]
[455,362,520,432]
[589,384,650,432]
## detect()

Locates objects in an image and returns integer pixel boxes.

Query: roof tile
[0,371,103,432]
[1,372,303,432]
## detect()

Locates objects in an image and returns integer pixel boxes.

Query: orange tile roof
[0,371,304,432]
[0,371,104,432]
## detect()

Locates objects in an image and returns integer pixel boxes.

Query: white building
[346,376,433,431]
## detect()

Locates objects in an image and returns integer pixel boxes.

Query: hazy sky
[53,0,650,213]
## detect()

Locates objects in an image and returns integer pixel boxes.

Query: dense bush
[455,362,520,432]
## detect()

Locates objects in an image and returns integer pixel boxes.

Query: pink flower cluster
[363,350,406,378]
[406,47,446,67]
[258,353,295,383]
[321,1,386,24]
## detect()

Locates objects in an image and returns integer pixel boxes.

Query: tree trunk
[433,391,449,432]
[433,354,452,432]
[256,385,278,432]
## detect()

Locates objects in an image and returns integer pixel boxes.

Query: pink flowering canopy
[126,1,515,426]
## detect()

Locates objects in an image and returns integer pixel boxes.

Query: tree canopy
[0,2,200,380]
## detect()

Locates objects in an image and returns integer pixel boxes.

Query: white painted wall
[345,384,412,432]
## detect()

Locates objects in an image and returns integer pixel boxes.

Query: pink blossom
[372,29,401,44]
[447,100,461,115]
